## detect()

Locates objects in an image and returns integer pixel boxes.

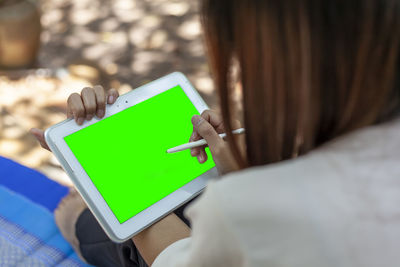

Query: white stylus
[166,128,246,153]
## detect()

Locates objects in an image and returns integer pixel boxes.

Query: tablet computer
[45,72,217,242]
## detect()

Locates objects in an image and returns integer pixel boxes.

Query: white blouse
[153,117,400,267]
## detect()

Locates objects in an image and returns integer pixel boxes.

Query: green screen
[64,85,215,223]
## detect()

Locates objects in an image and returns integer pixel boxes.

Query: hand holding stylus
[187,110,244,175]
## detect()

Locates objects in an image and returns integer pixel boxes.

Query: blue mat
[0,156,69,212]
[0,156,91,266]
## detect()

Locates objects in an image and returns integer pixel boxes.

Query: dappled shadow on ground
[39,0,216,102]
[0,0,217,185]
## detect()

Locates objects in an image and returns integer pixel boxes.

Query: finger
[197,149,208,164]
[202,110,242,133]
[201,110,225,133]
[107,88,119,104]
[189,130,202,156]
[93,85,106,118]
[232,119,242,129]
[66,106,73,118]
[191,129,201,141]
[81,87,96,120]
[192,115,224,151]
[67,93,86,125]
[30,128,50,151]
[191,144,203,157]
[191,148,200,157]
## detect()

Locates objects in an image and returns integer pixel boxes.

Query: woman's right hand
[31,86,119,151]
[189,110,244,175]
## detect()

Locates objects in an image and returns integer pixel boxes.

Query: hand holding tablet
[43,73,218,242]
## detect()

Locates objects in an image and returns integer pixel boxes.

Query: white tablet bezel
[45,72,218,243]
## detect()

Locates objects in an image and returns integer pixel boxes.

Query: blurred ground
[0,0,217,185]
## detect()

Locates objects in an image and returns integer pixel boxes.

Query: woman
[32,0,400,266]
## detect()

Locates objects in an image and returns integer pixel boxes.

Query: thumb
[191,115,224,150]
[30,128,51,151]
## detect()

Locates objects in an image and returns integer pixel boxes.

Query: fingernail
[77,118,84,125]
[191,150,196,156]
[86,115,93,121]
[192,115,203,126]
[97,109,105,118]
[198,154,204,162]
[108,95,114,104]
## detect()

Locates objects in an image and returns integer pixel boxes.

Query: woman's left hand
[30,86,119,151]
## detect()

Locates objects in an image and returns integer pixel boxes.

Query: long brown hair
[201,0,400,169]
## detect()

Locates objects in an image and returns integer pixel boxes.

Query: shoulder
[182,157,336,267]
[211,151,337,214]
[202,118,400,266]
[201,144,366,266]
